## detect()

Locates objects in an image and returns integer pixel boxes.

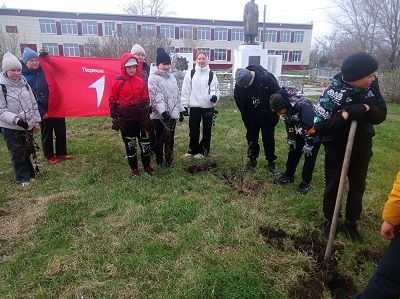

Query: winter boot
[243,158,257,171]
[273,173,294,184]
[344,220,363,242]
[296,181,310,195]
[268,162,279,175]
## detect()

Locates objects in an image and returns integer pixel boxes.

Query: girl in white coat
[0,53,41,186]
[148,49,184,167]
[181,51,219,158]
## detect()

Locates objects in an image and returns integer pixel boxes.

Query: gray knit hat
[130,44,145,55]
[2,52,22,72]
[235,68,252,87]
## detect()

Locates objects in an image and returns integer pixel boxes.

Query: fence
[175,69,338,98]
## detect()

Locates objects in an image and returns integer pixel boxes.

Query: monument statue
[243,0,259,44]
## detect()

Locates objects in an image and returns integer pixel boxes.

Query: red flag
[40,56,121,117]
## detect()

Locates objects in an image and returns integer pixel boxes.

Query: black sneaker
[268,162,280,175]
[243,159,257,171]
[296,181,310,195]
[344,220,363,242]
[273,174,294,184]
[334,288,353,299]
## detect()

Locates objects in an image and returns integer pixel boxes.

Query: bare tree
[328,0,400,68]
[86,31,172,62]
[369,0,400,69]
[329,0,378,53]
[0,30,24,57]
[310,30,360,68]
[123,0,175,17]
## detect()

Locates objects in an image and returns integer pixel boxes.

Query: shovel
[324,120,358,260]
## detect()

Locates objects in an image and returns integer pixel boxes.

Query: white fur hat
[130,44,145,55]
[2,52,22,72]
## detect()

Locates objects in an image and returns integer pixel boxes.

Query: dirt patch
[217,170,269,197]
[258,226,383,298]
[185,161,217,174]
[354,249,383,275]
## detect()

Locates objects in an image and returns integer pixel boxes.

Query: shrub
[379,70,400,103]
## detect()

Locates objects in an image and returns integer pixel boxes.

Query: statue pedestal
[233,45,282,79]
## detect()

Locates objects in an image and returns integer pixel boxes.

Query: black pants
[245,115,277,163]
[285,134,321,183]
[154,119,176,165]
[188,107,213,156]
[353,233,400,299]
[40,117,67,159]
[121,121,151,170]
[323,140,372,221]
[2,128,35,183]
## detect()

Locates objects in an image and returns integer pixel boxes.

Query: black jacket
[234,65,280,127]
[314,73,387,146]
[282,87,319,146]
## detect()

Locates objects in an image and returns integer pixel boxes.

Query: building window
[39,19,56,34]
[61,20,78,35]
[214,28,228,41]
[141,24,156,35]
[196,48,210,58]
[214,49,227,61]
[179,47,192,53]
[293,31,304,43]
[6,26,18,33]
[280,30,291,43]
[161,24,174,39]
[292,51,302,62]
[277,50,289,62]
[82,21,98,35]
[265,30,277,42]
[179,26,192,39]
[267,50,275,55]
[231,28,244,42]
[165,46,175,54]
[104,22,115,36]
[63,43,80,56]
[42,43,59,55]
[122,23,136,36]
[84,44,96,57]
[197,27,210,40]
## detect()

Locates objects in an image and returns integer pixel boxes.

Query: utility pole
[262,4,266,49]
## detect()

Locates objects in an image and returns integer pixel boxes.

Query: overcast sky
[2,0,336,39]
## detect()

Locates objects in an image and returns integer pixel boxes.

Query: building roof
[0,8,313,30]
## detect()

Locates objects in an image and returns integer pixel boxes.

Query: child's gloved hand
[17,119,29,129]
[162,111,171,122]
[345,104,367,120]
[287,139,296,151]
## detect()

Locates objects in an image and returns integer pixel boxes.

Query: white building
[0,8,313,71]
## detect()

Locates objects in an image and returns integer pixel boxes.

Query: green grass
[1,100,399,299]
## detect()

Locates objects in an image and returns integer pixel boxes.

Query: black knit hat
[157,47,165,55]
[341,52,378,82]
[156,49,171,65]
[269,88,289,112]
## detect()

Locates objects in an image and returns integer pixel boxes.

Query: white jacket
[181,64,220,109]
[148,63,184,120]
[0,72,41,131]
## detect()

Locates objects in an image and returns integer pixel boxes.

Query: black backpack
[1,83,30,102]
[190,68,214,87]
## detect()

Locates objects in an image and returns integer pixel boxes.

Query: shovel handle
[324,120,358,259]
